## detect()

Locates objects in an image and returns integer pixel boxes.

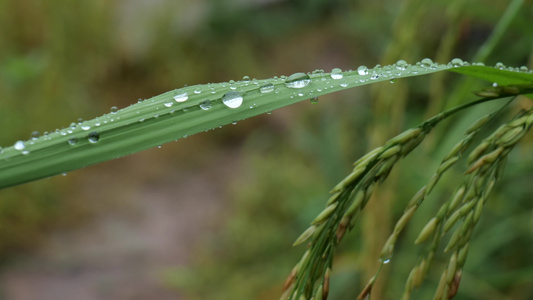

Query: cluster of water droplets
[4,58,531,160]
[148,58,533,128]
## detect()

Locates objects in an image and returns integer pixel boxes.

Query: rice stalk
[282,95,518,300]
[402,104,533,300]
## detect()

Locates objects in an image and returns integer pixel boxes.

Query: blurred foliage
[0,0,532,299]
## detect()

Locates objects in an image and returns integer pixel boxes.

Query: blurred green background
[0,0,532,299]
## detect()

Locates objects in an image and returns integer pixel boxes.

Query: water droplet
[199,100,212,110]
[81,124,91,131]
[450,58,464,67]
[357,66,369,76]
[370,72,379,80]
[68,138,77,145]
[285,72,311,89]
[88,132,100,143]
[222,91,243,108]
[310,96,318,104]
[139,118,145,122]
[389,78,397,83]
[31,131,40,140]
[110,106,118,114]
[194,89,201,94]
[242,75,250,82]
[14,140,25,150]
[340,83,348,87]
[297,92,304,96]
[519,66,529,72]
[312,69,324,74]
[420,58,434,68]
[494,62,506,70]
[396,60,408,70]
[164,101,173,108]
[173,90,188,102]
[232,121,237,125]
[260,83,275,93]
[330,68,343,79]
[22,150,30,155]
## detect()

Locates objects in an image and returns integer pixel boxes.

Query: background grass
[0,0,532,299]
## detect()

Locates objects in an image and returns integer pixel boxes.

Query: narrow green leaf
[1,61,532,188]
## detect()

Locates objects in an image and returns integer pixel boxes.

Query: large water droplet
[81,124,91,131]
[494,62,506,70]
[110,106,118,114]
[259,83,275,93]
[222,91,243,108]
[396,60,408,71]
[199,100,212,110]
[450,58,464,67]
[14,140,25,150]
[88,132,100,143]
[357,66,369,76]
[242,75,250,82]
[30,131,40,140]
[164,101,173,108]
[285,72,311,89]
[173,90,188,102]
[330,68,343,79]
[420,58,434,68]
[68,138,78,145]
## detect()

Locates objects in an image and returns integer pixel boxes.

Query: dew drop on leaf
[357,66,369,76]
[495,62,506,69]
[173,90,188,102]
[30,131,40,140]
[420,58,433,68]
[450,58,464,67]
[81,125,91,131]
[260,83,275,93]
[164,102,173,108]
[110,106,118,114]
[199,100,212,110]
[310,96,318,104]
[68,138,77,145]
[14,140,25,150]
[88,132,100,143]
[330,68,343,79]
[285,72,311,89]
[222,91,243,108]
[396,60,408,70]
[242,75,250,82]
